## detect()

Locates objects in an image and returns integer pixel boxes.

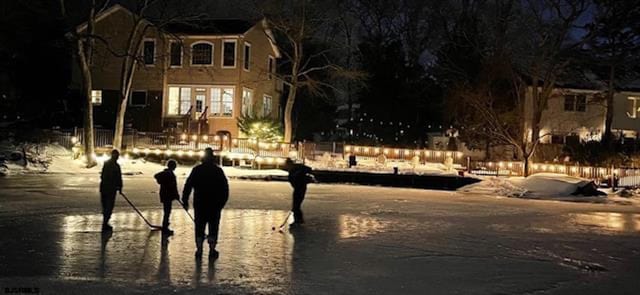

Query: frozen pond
[1,174,640,294]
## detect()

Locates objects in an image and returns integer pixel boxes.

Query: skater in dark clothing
[284,158,312,225]
[100,149,122,231]
[154,159,180,235]
[182,148,229,260]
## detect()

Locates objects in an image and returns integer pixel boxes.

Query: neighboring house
[524,86,640,144]
[71,4,281,137]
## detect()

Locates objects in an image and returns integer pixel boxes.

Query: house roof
[166,19,256,35]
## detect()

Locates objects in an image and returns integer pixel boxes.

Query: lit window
[143,40,155,65]
[268,56,275,80]
[168,87,192,115]
[243,42,251,71]
[211,87,234,117]
[180,88,191,114]
[263,95,272,117]
[167,87,180,115]
[91,90,102,105]
[130,91,147,106]
[191,43,213,65]
[242,88,253,116]
[627,97,640,118]
[170,42,182,66]
[222,40,236,68]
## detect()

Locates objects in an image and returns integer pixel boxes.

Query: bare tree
[586,0,640,146]
[60,0,110,168]
[443,0,590,176]
[108,1,204,150]
[257,0,361,143]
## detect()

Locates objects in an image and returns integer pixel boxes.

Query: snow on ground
[306,158,461,176]
[1,142,287,179]
[460,173,640,204]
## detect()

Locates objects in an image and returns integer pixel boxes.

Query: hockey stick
[272,211,293,232]
[119,192,163,230]
[176,199,195,222]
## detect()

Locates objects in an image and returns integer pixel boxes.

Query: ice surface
[1,174,640,294]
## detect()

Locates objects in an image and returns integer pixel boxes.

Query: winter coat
[154,169,179,203]
[288,164,312,188]
[100,159,122,193]
[182,160,229,211]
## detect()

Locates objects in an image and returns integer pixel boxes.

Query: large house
[524,85,640,144]
[71,4,282,138]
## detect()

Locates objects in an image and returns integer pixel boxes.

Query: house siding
[72,6,281,138]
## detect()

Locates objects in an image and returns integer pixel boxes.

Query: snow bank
[305,159,460,176]
[1,142,287,179]
[459,173,603,199]
[0,141,72,176]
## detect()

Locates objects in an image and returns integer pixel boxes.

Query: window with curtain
[263,95,272,117]
[242,88,253,116]
[211,87,234,117]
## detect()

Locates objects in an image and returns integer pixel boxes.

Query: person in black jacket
[182,148,229,260]
[154,159,180,235]
[284,158,312,225]
[100,149,122,231]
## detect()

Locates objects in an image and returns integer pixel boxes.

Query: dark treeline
[2,0,640,159]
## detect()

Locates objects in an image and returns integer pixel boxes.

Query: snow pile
[0,141,72,176]
[306,157,461,176]
[1,142,287,179]
[460,173,603,199]
[458,176,528,197]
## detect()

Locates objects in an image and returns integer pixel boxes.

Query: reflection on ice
[338,214,392,239]
[58,209,294,293]
[569,212,640,233]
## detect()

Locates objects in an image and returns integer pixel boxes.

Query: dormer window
[191,42,213,65]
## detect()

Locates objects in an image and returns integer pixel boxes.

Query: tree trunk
[283,86,297,143]
[113,96,128,150]
[602,65,616,146]
[523,154,530,177]
[77,40,96,168]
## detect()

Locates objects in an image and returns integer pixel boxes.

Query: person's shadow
[156,235,171,284]
[193,255,203,287]
[98,230,113,279]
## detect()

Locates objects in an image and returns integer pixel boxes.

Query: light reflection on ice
[58,209,294,293]
[569,212,640,233]
[338,214,392,239]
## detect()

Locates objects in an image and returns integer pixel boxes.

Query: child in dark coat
[154,160,180,235]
